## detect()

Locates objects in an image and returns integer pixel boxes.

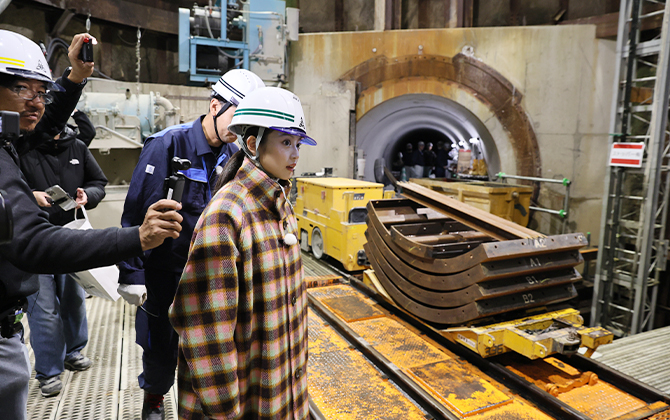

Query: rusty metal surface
[307,308,428,420]
[390,222,494,259]
[369,255,579,325]
[501,354,669,420]
[648,407,670,420]
[366,225,582,291]
[367,199,588,275]
[366,241,580,308]
[398,181,542,240]
[348,317,450,369]
[310,284,557,419]
[320,294,386,322]
[409,359,512,417]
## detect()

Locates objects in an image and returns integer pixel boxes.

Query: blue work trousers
[136,269,181,395]
[0,329,30,420]
[26,273,88,380]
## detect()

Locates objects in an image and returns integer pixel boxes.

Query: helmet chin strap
[240,127,294,211]
[212,101,232,145]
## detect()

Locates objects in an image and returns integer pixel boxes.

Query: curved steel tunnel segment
[356,93,501,181]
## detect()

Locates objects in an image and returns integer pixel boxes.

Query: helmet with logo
[211,69,265,106]
[229,87,316,159]
[0,30,64,91]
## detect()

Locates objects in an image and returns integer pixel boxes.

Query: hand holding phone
[78,37,94,62]
[45,185,77,211]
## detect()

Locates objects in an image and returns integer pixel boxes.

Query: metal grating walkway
[592,325,670,395]
[24,297,179,420]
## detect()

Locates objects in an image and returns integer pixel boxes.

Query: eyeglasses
[9,86,53,105]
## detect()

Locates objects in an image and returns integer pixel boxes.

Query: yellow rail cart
[295,177,384,271]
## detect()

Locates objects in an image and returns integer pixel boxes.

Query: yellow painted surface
[307,309,427,420]
[410,178,533,226]
[558,381,647,420]
[295,177,384,271]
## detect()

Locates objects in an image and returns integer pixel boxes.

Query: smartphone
[78,37,94,62]
[45,185,77,211]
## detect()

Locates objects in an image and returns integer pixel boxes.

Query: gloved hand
[117,284,147,306]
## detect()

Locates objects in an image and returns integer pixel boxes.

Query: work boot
[141,392,165,420]
[64,352,92,371]
[38,376,62,397]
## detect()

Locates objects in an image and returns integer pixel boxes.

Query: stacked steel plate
[364,197,587,325]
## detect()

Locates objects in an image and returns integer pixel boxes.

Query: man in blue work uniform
[117,69,264,420]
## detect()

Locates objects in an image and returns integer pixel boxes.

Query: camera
[0,111,19,245]
[164,157,191,202]
[78,37,94,63]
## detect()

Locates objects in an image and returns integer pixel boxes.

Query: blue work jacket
[118,116,238,284]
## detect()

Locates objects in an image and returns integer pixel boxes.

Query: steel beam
[27,0,179,35]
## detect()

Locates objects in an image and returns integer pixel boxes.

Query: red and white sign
[609,142,646,167]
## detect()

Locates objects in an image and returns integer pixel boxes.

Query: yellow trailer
[295,177,384,271]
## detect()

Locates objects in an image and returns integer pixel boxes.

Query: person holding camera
[0,30,183,420]
[118,69,264,420]
[20,121,108,397]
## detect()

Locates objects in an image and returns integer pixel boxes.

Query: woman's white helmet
[228,86,317,149]
[0,30,63,91]
[211,69,265,106]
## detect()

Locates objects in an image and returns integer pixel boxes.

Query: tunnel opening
[356,94,501,182]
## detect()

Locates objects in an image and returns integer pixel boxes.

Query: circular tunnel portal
[356,94,501,182]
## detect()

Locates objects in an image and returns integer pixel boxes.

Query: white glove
[117,284,147,306]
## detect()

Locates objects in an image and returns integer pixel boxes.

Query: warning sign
[609,142,645,168]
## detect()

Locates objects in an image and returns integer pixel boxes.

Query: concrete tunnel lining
[356,93,501,182]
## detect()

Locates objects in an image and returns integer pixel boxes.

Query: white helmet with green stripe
[228,87,317,151]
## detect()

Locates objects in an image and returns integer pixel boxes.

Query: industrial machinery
[178,0,299,84]
[295,177,385,271]
[76,89,180,150]
[303,181,669,419]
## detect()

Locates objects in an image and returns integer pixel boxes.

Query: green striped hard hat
[228,86,316,146]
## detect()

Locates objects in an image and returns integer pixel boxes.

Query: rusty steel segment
[367,241,580,308]
[316,292,556,420]
[367,205,587,276]
[391,225,493,259]
[371,261,578,325]
[307,309,429,420]
[319,294,386,323]
[408,359,513,417]
[398,181,542,240]
[347,317,450,370]
[366,226,583,291]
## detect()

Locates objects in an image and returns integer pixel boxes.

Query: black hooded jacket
[0,70,142,309]
[20,125,107,227]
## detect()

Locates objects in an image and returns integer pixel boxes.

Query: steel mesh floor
[25,297,179,420]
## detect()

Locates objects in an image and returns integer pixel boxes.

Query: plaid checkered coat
[169,158,308,420]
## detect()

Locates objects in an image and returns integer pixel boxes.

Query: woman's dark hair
[214,126,260,191]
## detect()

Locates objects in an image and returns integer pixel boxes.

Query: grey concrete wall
[289,25,616,239]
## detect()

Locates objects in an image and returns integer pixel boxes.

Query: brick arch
[339,53,541,178]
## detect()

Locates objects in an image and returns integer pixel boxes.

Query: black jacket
[20,127,107,227]
[72,110,96,147]
[0,71,142,309]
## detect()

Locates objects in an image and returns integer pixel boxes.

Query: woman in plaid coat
[169,87,317,420]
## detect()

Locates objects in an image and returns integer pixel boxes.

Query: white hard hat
[0,30,63,92]
[211,69,265,106]
[229,86,316,146]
